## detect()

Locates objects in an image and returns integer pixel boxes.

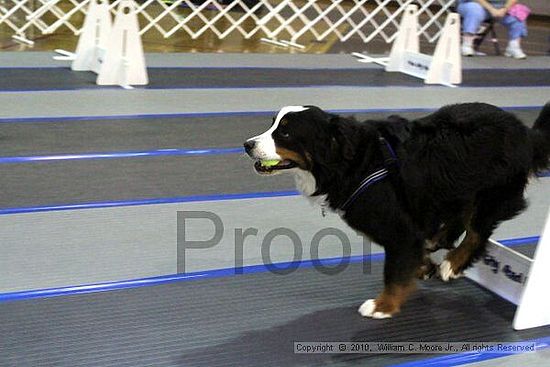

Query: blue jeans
[457,1,527,40]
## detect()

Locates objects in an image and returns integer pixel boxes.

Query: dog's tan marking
[275,147,309,169]
[447,231,480,270]
[428,205,473,252]
[374,282,416,315]
[440,230,481,281]
[359,282,416,318]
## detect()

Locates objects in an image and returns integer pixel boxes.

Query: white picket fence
[0,0,455,47]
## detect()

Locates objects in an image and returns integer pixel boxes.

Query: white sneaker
[505,46,526,59]
[461,44,474,57]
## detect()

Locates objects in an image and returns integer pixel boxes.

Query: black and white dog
[244,103,550,319]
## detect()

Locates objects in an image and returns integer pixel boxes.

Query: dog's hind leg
[426,217,466,252]
[439,229,481,281]
[416,252,437,280]
[419,214,468,280]
[439,175,528,281]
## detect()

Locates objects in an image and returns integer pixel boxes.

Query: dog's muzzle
[243,140,256,157]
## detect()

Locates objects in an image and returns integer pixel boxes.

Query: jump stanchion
[424,13,461,85]
[513,207,550,330]
[352,4,461,87]
[71,0,112,73]
[465,207,550,330]
[385,4,419,72]
[97,0,148,88]
[54,0,148,89]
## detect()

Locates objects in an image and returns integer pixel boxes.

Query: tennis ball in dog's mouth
[261,159,280,167]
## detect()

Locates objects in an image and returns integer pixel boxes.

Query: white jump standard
[464,208,550,330]
[54,0,148,89]
[353,4,461,87]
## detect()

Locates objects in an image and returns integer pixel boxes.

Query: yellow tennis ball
[261,159,280,167]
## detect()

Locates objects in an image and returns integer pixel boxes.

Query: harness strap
[339,168,389,211]
[379,136,399,167]
[338,135,399,212]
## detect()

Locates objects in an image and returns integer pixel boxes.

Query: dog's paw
[439,260,462,282]
[358,299,392,319]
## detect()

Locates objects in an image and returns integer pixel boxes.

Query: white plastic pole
[513,208,550,330]
[71,0,112,73]
[97,0,148,87]
[385,4,419,72]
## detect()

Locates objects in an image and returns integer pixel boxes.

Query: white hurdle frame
[352,4,461,87]
[54,0,148,89]
[466,207,550,330]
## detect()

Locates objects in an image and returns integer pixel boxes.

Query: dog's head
[244,105,362,171]
[244,105,344,176]
[244,106,383,201]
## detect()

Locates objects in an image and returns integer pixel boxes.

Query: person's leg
[501,15,528,59]
[457,2,489,56]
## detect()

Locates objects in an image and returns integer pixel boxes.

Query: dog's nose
[244,140,256,155]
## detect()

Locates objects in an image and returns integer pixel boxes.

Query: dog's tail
[531,102,550,173]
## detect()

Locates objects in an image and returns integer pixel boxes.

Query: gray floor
[2,67,550,91]
[2,246,550,367]
[0,197,369,292]
[1,86,549,119]
[1,179,548,294]
[0,52,549,367]
[0,109,545,208]
[0,110,544,154]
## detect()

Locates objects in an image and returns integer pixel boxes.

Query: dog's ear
[328,115,357,161]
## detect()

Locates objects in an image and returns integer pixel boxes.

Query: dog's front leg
[359,239,422,319]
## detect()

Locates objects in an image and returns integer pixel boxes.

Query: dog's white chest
[293,169,317,196]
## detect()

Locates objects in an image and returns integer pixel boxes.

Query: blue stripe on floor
[388,335,550,367]
[0,110,273,124]
[0,147,243,164]
[0,252,384,302]
[0,105,543,124]
[0,235,542,367]
[1,85,549,93]
[0,190,301,215]
[0,235,538,303]
[0,149,549,181]
[0,168,547,215]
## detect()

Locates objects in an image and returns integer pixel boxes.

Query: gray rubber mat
[1,67,549,91]
[3,87,547,121]
[1,245,548,367]
[0,155,294,209]
[0,110,540,156]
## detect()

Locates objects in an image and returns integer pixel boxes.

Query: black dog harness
[338,136,399,213]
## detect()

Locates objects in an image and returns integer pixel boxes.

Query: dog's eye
[279,130,290,138]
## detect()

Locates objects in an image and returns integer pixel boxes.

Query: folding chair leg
[490,27,500,55]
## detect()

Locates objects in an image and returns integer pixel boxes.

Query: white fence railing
[0,0,454,47]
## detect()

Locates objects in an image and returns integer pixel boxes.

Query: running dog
[244,103,550,319]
